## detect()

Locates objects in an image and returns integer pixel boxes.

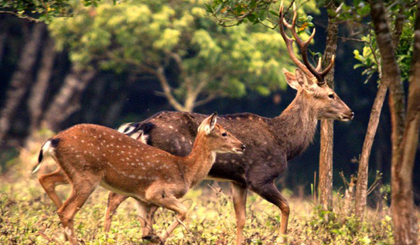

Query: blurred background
[0,0,418,206]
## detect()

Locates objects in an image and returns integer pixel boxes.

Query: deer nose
[241,144,246,151]
[350,112,355,120]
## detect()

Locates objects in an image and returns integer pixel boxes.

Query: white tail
[36,113,244,244]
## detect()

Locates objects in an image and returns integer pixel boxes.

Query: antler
[279,2,335,85]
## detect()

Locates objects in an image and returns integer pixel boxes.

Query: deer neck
[273,92,318,160]
[181,135,216,187]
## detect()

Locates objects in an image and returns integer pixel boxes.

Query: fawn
[34,113,245,244]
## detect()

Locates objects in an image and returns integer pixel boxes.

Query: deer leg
[104,192,128,232]
[231,183,247,245]
[38,169,68,208]
[57,178,99,245]
[135,201,158,238]
[250,182,290,242]
[147,194,187,244]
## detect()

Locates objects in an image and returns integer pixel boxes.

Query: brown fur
[37,114,244,244]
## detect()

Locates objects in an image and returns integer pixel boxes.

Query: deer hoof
[142,235,163,244]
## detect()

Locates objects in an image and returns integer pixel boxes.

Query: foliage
[351,1,416,84]
[205,0,318,28]
[353,34,380,83]
[0,0,101,22]
[48,0,311,111]
[0,157,404,244]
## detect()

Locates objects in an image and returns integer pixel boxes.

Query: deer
[33,3,354,244]
[105,3,354,243]
[33,113,245,244]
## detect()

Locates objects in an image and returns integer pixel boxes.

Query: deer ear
[209,112,218,130]
[283,68,301,90]
[198,112,218,135]
[295,69,317,93]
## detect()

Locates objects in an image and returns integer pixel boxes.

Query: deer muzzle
[340,111,354,121]
[233,144,246,154]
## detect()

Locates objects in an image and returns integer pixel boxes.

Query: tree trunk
[355,3,405,219]
[370,0,418,243]
[0,23,45,145]
[354,82,387,218]
[318,1,338,210]
[155,67,187,112]
[26,34,56,141]
[41,66,96,131]
[390,2,420,243]
[0,17,10,66]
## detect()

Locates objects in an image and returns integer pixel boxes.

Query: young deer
[34,113,245,244]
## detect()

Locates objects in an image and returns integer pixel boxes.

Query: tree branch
[155,66,186,111]
[0,11,41,22]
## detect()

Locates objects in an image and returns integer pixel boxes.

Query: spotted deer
[33,3,354,244]
[34,113,245,244]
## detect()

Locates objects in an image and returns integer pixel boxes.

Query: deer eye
[328,94,334,99]
[222,132,228,137]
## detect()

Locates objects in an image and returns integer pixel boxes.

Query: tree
[48,0,300,112]
[369,0,419,243]
[0,23,45,145]
[0,0,100,22]
[353,1,409,219]
[41,66,96,131]
[26,33,57,144]
[318,0,338,211]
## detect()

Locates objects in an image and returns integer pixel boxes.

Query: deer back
[125,111,287,183]
[45,124,185,196]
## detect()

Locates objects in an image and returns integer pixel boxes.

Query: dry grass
[0,157,401,245]
[0,139,409,244]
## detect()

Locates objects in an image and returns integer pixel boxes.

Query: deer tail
[32,138,60,173]
[117,122,138,134]
[119,122,154,144]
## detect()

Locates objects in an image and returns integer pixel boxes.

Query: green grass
[0,162,399,245]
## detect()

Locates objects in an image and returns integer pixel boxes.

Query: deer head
[279,2,354,121]
[196,112,246,154]
[283,68,353,121]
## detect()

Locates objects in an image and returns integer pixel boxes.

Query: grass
[0,144,404,244]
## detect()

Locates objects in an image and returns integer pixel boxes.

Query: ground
[0,159,401,245]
